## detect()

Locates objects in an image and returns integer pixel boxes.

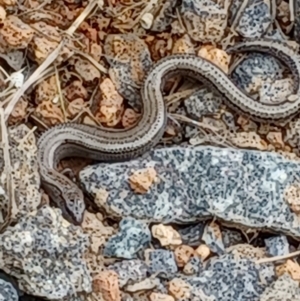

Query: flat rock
[79,146,300,239]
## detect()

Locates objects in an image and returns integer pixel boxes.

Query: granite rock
[80,146,300,239]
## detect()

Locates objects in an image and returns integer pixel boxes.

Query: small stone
[145,249,178,278]
[264,235,290,257]
[103,218,151,259]
[202,221,225,255]
[226,244,266,260]
[195,244,210,261]
[0,278,18,301]
[172,34,195,55]
[181,0,227,43]
[174,245,195,267]
[184,88,222,119]
[276,260,300,282]
[125,277,160,293]
[108,260,148,288]
[152,224,182,247]
[284,183,300,214]
[183,256,203,275]
[93,270,121,301]
[177,223,204,247]
[168,278,191,300]
[266,132,285,149]
[232,0,272,39]
[221,228,243,248]
[140,13,154,30]
[198,45,230,73]
[129,167,158,194]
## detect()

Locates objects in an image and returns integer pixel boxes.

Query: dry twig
[0,108,17,232]
[256,250,300,264]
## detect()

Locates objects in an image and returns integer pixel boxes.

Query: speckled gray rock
[145,249,178,278]
[0,205,92,300]
[0,279,18,301]
[0,124,41,225]
[180,0,227,43]
[183,88,222,119]
[221,228,244,248]
[103,218,151,259]
[202,222,225,255]
[259,274,300,301]
[177,223,204,246]
[232,51,288,95]
[182,253,275,301]
[108,260,148,288]
[103,34,153,111]
[231,53,286,98]
[183,256,204,275]
[264,235,290,257]
[80,146,300,240]
[148,254,276,301]
[232,0,272,38]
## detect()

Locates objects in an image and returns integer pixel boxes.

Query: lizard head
[62,187,85,225]
[41,171,85,225]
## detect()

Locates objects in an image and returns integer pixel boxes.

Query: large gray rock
[80,146,300,239]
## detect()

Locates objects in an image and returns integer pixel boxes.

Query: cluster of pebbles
[78,146,300,300]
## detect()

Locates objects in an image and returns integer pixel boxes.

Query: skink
[37,38,300,224]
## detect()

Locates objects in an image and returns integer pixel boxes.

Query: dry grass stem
[256,250,300,264]
[0,108,17,232]
[54,65,67,121]
[65,0,104,36]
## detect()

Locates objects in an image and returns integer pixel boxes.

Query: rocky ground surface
[1,0,300,300]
